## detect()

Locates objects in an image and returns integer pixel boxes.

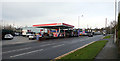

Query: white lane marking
[10,49,43,58]
[40,44,51,47]
[52,44,64,48]
[42,42,47,43]
[3,43,56,54]
[16,42,24,43]
[3,47,31,54]
[11,42,24,44]
[40,43,56,47]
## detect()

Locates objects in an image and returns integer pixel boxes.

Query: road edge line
[51,41,96,60]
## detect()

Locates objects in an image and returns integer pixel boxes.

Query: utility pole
[105,18,107,34]
[110,24,112,34]
[114,0,117,43]
[105,18,107,28]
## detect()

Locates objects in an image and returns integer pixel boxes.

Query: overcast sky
[2,0,119,29]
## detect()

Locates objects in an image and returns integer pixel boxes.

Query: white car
[81,33,88,36]
[4,34,14,40]
[29,34,36,40]
[15,32,20,36]
[26,33,32,37]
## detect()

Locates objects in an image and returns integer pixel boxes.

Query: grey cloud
[3,2,112,20]
[2,2,114,28]
[2,2,88,20]
[2,2,51,20]
[2,0,114,2]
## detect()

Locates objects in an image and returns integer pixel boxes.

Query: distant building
[22,27,48,36]
[22,27,47,33]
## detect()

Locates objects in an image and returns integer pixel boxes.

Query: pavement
[95,35,118,59]
[2,35,104,60]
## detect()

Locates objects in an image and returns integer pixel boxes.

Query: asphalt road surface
[2,35,104,60]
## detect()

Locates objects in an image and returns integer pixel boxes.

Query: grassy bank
[57,40,108,60]
[103,35,111,39]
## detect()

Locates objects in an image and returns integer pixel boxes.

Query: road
[2,35,104,60]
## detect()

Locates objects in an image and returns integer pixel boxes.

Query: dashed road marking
[3,43,56,54]
[41,44,51,47]
[40,43,56,47]
[3,47,31,54]
[10,49,43,58]
[52,44,64,48]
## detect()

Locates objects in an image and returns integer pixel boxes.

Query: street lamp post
[78,15,83,28]
[78,15,83,36]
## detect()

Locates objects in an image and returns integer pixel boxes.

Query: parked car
[4,34,14,40]
[2,29,15,40]
[82,33,88,36]
[94,32,102,35]
[22,30,27,37]
[15,32,20,36]
[88,32,93,37]
[29,34,36,40]
[26,32,32,37]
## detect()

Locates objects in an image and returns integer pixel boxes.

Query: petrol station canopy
[33,23,74,29]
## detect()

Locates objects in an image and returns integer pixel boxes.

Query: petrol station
[33,23,78,39]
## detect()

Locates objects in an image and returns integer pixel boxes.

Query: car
[88,32,93,37]
[26,32,32,37]
[81,33,88,36]
[29,34,36,40]
[4,34,14,40]
[15,32,20,36]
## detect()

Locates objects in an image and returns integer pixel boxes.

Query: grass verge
[56,40,108,60]
[103,35,111,39]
